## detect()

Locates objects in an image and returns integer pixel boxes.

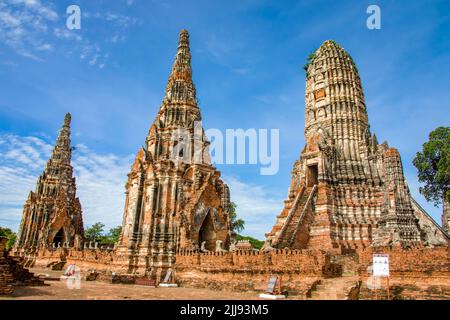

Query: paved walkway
[2,280,263,300]
[0,268,278,300]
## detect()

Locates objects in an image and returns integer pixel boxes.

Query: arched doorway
[53,228,64,246]
[198,212,216,251]
[307,164,318,187]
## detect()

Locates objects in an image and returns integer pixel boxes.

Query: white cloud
[0,134,133,232]
[0,0,58,59]
[83,11,141,27]
[53,27,82,42]
[104,12,140,27]
[71,144,134,229]
[224,175,284,239]
[0,1,138,68]
[11,0,58,21]
[107,34,126,44]
[36,43,52,51]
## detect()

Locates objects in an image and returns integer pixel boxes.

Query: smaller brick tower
[14,113,84,254]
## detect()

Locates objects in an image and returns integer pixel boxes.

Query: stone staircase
[275,186,316,248]
[47,260,67,271]
[309,276,360,300]
[0,237,44,296]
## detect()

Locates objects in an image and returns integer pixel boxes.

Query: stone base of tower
[307,184,377,253]
[303,184,338,252]
[112,244,176,283]
[266,174,446,253]
[267,183,376,253]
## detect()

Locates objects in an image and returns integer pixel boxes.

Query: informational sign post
[372,254,390,300]
[373,254,389,277]
[158,269,178,287]
[259,275,285,299]
[266,275,278,294]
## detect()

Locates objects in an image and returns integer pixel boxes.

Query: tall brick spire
[305,40,369,145]
[265,40,448,251]
[15,113,84,252]
[146,29,204,161]
[116,30,231,281]
[304,40,372,185]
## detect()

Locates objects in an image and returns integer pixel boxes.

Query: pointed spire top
[50,113,72,165]
[178,29,190,49]
[163,29,197,106]
[64,113,71,127]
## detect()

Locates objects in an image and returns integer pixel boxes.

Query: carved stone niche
[314,88,326,100]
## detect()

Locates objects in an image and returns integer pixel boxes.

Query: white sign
[373,254,389,277]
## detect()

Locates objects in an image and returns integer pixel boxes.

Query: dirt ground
[0,268,278,300]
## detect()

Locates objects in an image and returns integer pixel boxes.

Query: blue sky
[0,0,449,239]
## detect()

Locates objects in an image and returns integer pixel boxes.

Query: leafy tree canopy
[303,51,317,77]
[413,126,450,206]
[84,222,105,243]
[229,202,245,234]
[0,227,17,250]
[84,223,122,245]
[104,226,122,244]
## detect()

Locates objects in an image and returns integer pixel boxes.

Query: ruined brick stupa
[14,113,84,253]
[115,30,232,278]
[265,40,449,252]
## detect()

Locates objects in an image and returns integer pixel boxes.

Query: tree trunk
[442,192,450,234]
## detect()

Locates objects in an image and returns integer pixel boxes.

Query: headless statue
[200,241,209,252]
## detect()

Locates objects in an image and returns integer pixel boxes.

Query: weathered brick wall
[358,246,450,277]
[32,247,117,273]
[0,237,14,295]
[358,275,450,300]
[20,244,450,299]
[176,249,326,274]
[357,246,450,299]
[174,249,327,297]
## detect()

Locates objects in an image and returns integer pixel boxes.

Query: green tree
[0,227,17,250]
[104,226,122,244]
[84,222,105,243]
[303,51,317,73]
[229,202,245,233]
[413,127,450,206]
